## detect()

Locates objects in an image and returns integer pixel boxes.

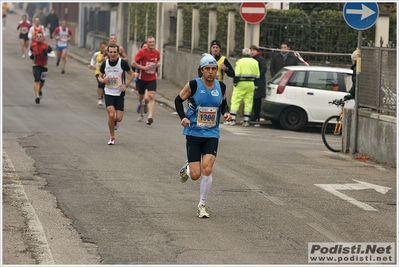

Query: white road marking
[3,151,55,264]
[315,180,391,211]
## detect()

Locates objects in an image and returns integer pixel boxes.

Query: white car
[262,65,354,131]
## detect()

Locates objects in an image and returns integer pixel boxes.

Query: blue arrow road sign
[343,2,379,30]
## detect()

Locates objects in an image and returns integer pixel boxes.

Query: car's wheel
[279,107,307,131]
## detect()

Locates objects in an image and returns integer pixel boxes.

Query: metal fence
[359,47,397,115]
[88,9,110,36]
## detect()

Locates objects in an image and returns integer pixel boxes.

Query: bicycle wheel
[321,115,342,152]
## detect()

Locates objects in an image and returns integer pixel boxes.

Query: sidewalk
[50,39,181,112]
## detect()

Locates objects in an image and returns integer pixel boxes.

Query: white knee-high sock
[199,174,213,206]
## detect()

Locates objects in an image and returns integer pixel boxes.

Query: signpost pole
[343,2,378,154]
[351,31,362,154]
[250,24,254,46]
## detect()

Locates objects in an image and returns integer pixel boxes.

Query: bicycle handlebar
[328,94,353,107]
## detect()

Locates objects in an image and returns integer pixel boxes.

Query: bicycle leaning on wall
[321,95,354,152]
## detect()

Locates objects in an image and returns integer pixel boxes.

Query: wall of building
[357,110,396,166]
[344,109,396,167]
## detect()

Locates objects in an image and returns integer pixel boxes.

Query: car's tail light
[277,70,294,94]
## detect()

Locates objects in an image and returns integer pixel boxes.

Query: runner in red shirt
[28,32,55,104]
[15,14,31,58]
[131,36,161,125]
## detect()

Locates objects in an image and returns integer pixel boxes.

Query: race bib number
[107,76,119,88]
[197,106,218,128]
[145,62,156,74]
[21,27,29,34]
[60,36,68,43]
[40,71,48,81]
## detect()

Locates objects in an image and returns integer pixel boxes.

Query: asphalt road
[2,12,397,265]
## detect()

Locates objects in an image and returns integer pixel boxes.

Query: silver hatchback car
[261,65,354,131]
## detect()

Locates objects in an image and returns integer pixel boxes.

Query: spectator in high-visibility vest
[230,47,260,127]
[198,40,235,82]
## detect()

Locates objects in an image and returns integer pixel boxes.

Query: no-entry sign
[240,2,267,24]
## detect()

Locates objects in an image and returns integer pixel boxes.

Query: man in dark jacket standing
[270,41,299,77]
[26,3,36,22]
[46,9,59,40]
[249,45,267,123]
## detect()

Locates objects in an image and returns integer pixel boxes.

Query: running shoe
[35,97,40,104]
[39,90,43,99]
[136,104,141,113]
[197,205,210,218]
[143,103,148,114]
[56,59,60,66]
[179,161,189,183]
[242,122,250,127]
[61,70,65,74]
[98,98,103,106]
[114,121,120,130]
[146,117,153,125]
[22,54,25,59]
[107,137,115,145]
[137,114,144,122]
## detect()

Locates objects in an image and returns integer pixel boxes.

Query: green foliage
[129,3,397,58]
[180,3,193,48]
[389,13,397,46]
[198,5,210,51]
[234,10,245,57]
[129,3,157,42]
[290,3,341,12]
[215,5,231,55]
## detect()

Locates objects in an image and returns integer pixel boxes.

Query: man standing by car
[230,48,260,127]
[270,41,299,77]
[249,45,267,124]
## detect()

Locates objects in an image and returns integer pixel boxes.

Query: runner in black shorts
[32,65,48,83]
[29,32,55,104]
[185,136,219,162]
[16,14,30,58]
[131,36,161,125]
[136,79,156,95]
[104,94,124,111]
[98,44,135,145]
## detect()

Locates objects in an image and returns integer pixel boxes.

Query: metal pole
[250,24,254,46]
[351,30,362,154]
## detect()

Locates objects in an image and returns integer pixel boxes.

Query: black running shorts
[95,74,105,89]
[104,93,125,111]
[185,135,219,162]
[136,79,157,95]
[32,66,48,82]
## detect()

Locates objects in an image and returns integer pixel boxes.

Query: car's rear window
[287,71,306,87]
[270,69,289,84]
